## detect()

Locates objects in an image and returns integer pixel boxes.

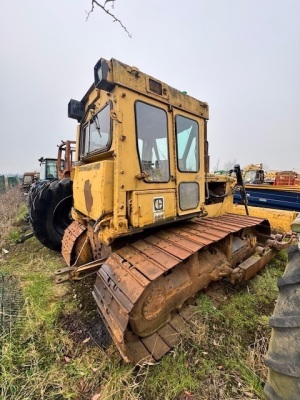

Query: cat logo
[153,197,164,211]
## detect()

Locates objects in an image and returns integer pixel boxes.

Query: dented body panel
[73,160,114,220]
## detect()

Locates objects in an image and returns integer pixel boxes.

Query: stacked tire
[264,245,300,399]
[28,179,73,251]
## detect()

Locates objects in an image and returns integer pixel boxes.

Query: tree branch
[86,0,132,38]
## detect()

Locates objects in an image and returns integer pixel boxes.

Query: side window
[135,102,170,182]
[80,103,111,157]
[179,182,199,210]
[175,116,199,172]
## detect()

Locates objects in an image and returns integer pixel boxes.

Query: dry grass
[0,187,24,249]
[245,329,270,383]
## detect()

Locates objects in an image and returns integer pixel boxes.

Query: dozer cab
[55,58,295,364]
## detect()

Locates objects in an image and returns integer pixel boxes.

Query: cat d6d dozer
[58,58,295,364]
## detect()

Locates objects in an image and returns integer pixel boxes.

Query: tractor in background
[27,140,75,250]
[20,171,39,193]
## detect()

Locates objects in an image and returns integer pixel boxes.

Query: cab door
[128,100,177,228]
[173,111,204,216]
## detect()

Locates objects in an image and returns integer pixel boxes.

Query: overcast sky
[1,0,299,174]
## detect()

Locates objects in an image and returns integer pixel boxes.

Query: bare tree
[213,159,220,172]
[223,159,237,172]
[86,0,132,38]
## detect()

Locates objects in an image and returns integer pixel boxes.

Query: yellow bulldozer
[49,58,298,363]
[34,57,295,372]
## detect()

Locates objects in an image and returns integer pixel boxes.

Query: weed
[0,204,288,399]
[142,352,201,400]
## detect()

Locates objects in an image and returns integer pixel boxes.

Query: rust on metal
[62,221,87,266]
[92,213,279,364]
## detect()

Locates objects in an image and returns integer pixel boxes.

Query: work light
[94,58,114,91]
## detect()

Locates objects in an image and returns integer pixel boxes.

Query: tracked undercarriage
[59,213,292,364]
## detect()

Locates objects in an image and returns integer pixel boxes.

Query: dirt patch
[58,276,111,349]
[58,312,90,344]
[58,310,111,349]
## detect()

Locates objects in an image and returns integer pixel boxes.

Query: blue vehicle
[234,184,300,212]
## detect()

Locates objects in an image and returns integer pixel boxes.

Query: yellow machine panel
[129,189,176,228]
[73,160,114,220]
[233,204,297,233]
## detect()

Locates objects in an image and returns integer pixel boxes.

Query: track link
[93,214,273,364]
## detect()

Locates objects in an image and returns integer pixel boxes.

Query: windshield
[80,103,111,157]
[46,160,58,179]
[244,170,259,183]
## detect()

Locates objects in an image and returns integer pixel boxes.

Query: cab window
[135,101,170,182]
[46,159,58,179]
[175,116,199,172]
[80,103,111,157]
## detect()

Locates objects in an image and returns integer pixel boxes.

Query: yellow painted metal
[203,174,236,217]
[242,163,263,177]
[73,160,114,220]
[70,57,298,246]
[129,189,176,228]
[71,58,218,244]
[232,204,297,233]
[204,196,234,217]
[109,59,209,119]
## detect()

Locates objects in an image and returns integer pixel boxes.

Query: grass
[0,192,287,399]
[0,187,25,248]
